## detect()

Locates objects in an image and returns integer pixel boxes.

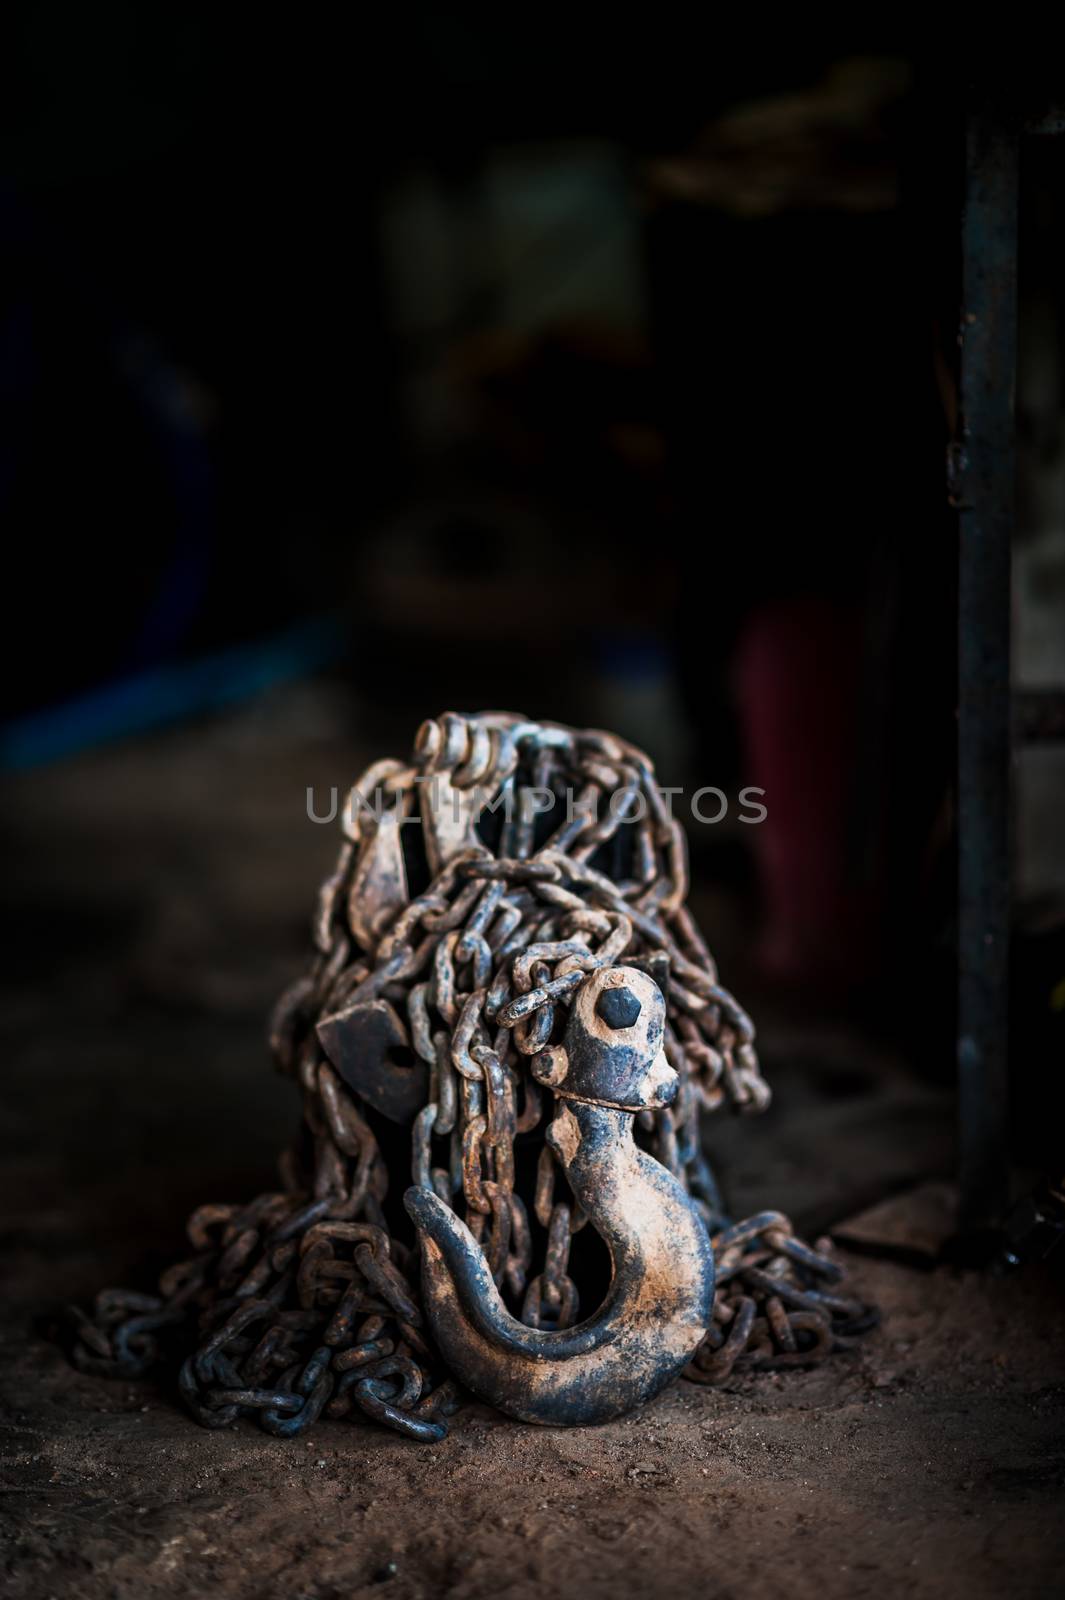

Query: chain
[683,1212,879,1383]
[68,712,876,1439]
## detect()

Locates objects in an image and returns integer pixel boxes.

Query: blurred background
[1,14,1062,1252]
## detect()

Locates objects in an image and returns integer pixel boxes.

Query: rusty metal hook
[404,966,715,1426]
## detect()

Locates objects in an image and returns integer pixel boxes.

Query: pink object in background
[735,595,881,991]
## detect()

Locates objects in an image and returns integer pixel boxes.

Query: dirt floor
[3,701,1064,1600]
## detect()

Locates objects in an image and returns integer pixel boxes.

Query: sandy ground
[3,706,1063,1599]
[5,1204,1065,1600]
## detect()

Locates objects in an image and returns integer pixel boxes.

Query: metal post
[956,105,1018,1229]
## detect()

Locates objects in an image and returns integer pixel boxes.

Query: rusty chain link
[683,1211,879,1384]
[68,712,876,1439]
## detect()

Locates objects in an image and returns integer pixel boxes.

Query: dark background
[1,14,1062,1200]
[4,25,1065,1599]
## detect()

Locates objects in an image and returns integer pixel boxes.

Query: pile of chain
[69,712,876,1440]
[685,1212,879,1383]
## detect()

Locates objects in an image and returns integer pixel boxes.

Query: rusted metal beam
[956,104,1018,1229]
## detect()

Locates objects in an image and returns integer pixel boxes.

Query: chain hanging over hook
[68,712,876,1439]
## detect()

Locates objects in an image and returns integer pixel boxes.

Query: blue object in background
[0,615,346,770]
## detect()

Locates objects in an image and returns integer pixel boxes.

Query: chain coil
[68,712,876,1439]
